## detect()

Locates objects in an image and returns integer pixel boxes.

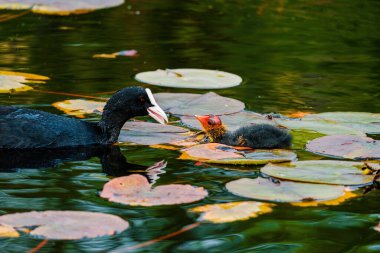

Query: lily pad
[306,135,380,160]
[189,201,274,223]
[0,0,125,15]
[135,68,242,89]
[0,224,19,238]
[261,160,377,185]
[168,92,245,116]
[375,222,380,232]
[276,119,366,136]
[226,177,346,203]
[154,92,202,112]
[179,143,297,165]
[119,122,191,145]
[303,112,380,134]
[100,174,208,206]
[181,111,274,131]
[52,99,105,118]
[0,70,49,93]
[0,211,129,240]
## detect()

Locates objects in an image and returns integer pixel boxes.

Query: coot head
[100,86,168,143]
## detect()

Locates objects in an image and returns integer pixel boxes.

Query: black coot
[0,86,168,149]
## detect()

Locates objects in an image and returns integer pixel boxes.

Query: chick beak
[146,88,168,125]
[195,115,210,130]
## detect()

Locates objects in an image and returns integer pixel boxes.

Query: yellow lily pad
[189,201,274,223]
[52,99,105,118]
[261,160,378,185]
[0,70,49,93]
[179,143,297,165]
[0,224,19,238]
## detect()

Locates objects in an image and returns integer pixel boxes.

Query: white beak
[146,88,168,125]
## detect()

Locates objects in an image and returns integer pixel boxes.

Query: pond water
[1,0,380,252]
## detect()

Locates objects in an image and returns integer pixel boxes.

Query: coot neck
[206,126,227,143]
[98,109,132,144]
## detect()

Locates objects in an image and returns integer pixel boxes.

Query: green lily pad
[119,121,191,145]
[276,119,366,136]
[306,135,380,160]
[181,111,274,131]
[226,177,346,203]
[179,143,297,165]
[135,68,242,89]
[100,174,208,206]
[157,92,244,116]
[304,112,380,134]
[154,92,202,112]
[261,160,377,185]
[0,0,124,15]
[0,211,129,240]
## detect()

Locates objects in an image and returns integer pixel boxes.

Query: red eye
[139,96,146,104]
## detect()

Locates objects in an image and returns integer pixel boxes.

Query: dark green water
[1,0,380,252]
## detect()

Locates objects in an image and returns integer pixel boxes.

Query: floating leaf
[261,160,377,185]
[100,174,208,206]
[304,112,380,134]
[157,92,244,116]
[93,49,138,59]
[189,201,274,223]
[119,122,191,145]
[181,111,274,131]
[375,222,380,233]
[0,224,19,238]
[291,191,357,207]
[52,99,105,118]
[179,143,297,165]
[154,92,202,112]
[226,177,346,203]
[0,211,129,240]
[135,68,242,89]
[0,0,125,15]
[0,71,49,93]
[276,119,366,136]
[306,135,380,160]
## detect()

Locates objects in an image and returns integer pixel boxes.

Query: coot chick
[0,87,168,149]
[195,114,291,149]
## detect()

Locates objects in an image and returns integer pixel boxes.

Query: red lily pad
[375,222,380,232]
[226,177,346,203]
[306,135,380,160]
[119,121,191,145]
[179,143,297,165]
[100,174,208,206]
[181,111,274,131]
[0,211,129,240]
[0,0,125,15]
[155,92,244,116]
[135,68,242,89]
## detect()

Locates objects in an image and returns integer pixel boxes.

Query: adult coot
[0,87,168,149]
[195,114,291,149]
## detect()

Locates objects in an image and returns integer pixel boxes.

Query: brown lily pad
[306,135,380,160]
[226,177,346,203]
[179,143,297,165]
[100,174,208,206]
[189,201,274,223]
[0,224,19,238]
[261,160,378,185]
[0,211,129,240]
[181,111,274,131]
[0,0,125,15]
